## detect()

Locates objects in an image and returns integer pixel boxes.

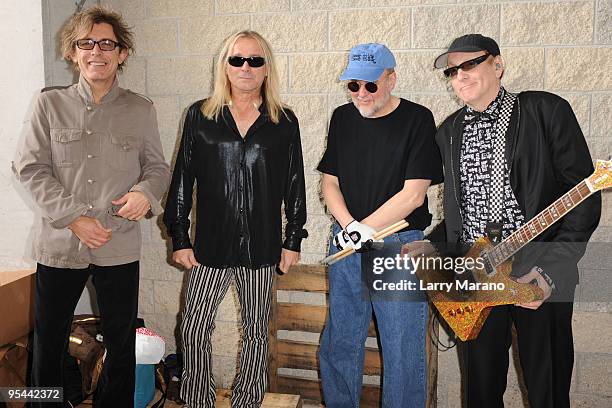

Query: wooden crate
[268,264,438,407]
[216,389,301,408]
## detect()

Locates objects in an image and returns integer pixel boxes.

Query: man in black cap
[431,34,601,407]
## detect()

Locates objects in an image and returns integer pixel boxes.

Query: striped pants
[180,264,275,408]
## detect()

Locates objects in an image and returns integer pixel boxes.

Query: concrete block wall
[28,0,610,405]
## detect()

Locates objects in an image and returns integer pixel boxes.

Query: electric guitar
[410,159,612,341]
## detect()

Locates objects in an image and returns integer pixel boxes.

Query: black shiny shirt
[163,100,307,268]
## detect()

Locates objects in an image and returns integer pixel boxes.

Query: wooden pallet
[268,264,438,407]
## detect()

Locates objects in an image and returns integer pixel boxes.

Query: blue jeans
[319,225,427,408]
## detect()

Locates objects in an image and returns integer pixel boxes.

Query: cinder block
[211,320,240,357]
[275,55,289,94]
[217,0,290,13]
[118,57,146,94]
[139,278,155,315]
[591,226,612,242]
[179,15,250,55]
[141,243,185,282]
[140,312,179,354]
[301,132,327,174]
[546,48,612,91]
[557,93,590,137]
[570,392,612,407]
[578,266,612,306]
[158,127,180,164]
[147,56,214,95]
[299,252,327,264]
[154,280,184,314]
[591,93,612,138]
[502,48,545,92]
[283,95,327,136]
[378,0,451,5]
[427,184,444,221]
[394,51,448,92]
[572,311,612,354]
[133,19,177,56]
[501,1,593,46]
[305,173,326,216]
[413,5,499,49]
[578,242,612,270]
[329,94,351,116]
[292,0,369,10]
[150,95,180,131]
[301,214,332,255]
[596,0,612,44]
[212,355,239,389]
[575,352,612,396]
[329,9,411,50]
[146,0,213,18]
[290,53,347,93]
[108,0,146,20]
[409,93,462,125]
[585,137,612,164]
[603,192,612,227]
[252,12,327,52]
[217,285,240,322]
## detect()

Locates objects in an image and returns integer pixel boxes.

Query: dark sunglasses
[227,56,266,68]
[76,39,121,51]
[443,53,491,78]
[347,81,379,93]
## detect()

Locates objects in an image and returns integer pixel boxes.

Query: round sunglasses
[228,56,266,68]
[347,81,379,93]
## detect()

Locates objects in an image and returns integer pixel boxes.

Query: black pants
[31,262,139,408]
[462,294,575,408]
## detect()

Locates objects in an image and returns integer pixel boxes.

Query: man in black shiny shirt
[163,31,307,407]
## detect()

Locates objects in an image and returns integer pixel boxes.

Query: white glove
[332,229,351,251]
[345,221,383,252]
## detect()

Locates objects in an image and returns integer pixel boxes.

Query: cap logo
[351,53,376,64]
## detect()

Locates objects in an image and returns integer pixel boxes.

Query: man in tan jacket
[13,6,169,407]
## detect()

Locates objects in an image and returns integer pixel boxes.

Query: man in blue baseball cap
[317,43,443,407]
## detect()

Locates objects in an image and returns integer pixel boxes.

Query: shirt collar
[77,75,121,105]
[463,87,505,125]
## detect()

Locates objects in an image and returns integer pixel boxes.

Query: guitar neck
[488,180,594,267]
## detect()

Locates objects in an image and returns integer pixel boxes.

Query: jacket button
[86,130,92,135]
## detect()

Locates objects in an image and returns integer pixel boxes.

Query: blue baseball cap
[340,43,396,82]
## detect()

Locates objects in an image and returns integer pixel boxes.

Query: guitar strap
[486,91,517,244]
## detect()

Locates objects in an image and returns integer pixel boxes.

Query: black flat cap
[434,34,500,69]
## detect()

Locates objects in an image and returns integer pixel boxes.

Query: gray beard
[354,94,391,118]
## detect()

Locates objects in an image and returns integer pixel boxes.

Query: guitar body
[411,159,612,341]
[415,236,543,341]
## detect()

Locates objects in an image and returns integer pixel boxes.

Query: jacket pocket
[107,132,141,172]
[50,128,83,168]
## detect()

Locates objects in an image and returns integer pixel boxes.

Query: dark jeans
[462,294,575,408]
[31,262,139,408]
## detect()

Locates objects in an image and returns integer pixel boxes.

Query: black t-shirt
[317,99,443,231]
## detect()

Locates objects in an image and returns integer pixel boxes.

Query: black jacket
[435,91,601,293]
[164,100,307,268]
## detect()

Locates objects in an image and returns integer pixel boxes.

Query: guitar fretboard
[487,180,593,267]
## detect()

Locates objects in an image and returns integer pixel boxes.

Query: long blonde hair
[202,30,287,124]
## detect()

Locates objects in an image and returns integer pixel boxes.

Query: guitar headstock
[588,159,612,192]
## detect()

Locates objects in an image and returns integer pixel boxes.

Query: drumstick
[320,220,409,265]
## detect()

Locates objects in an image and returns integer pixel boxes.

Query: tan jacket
[13,76,170,268]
